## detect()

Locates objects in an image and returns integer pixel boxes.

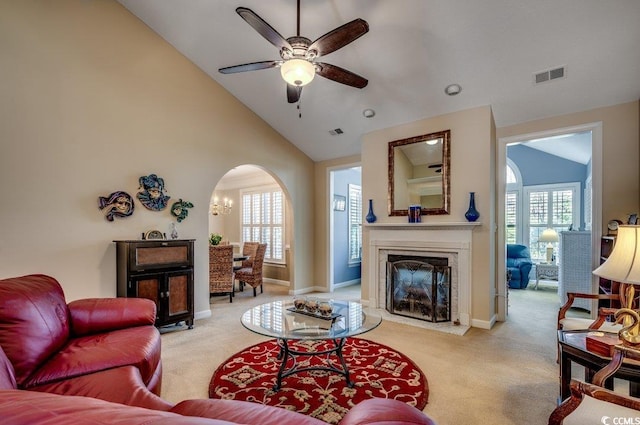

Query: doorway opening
[328,165,362,293]
[497,123,603,321]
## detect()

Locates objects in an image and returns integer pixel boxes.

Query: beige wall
[0,1,315,316]
[360,106,496,326]
[497,101,640,229]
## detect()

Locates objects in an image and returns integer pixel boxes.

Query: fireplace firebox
[386,255,451,323]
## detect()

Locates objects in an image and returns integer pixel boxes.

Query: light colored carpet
[160,282,570,425]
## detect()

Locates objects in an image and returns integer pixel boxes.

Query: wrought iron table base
[273,337,353,391]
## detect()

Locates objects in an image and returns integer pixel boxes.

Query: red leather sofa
[0,274,436,424]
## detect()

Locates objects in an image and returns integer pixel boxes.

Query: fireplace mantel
[365,222,481,230]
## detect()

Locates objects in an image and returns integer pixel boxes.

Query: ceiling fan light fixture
[281,58,315,86]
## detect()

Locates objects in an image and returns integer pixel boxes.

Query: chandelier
[211,197,232,216]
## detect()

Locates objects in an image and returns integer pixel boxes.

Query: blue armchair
[507,244,533,289]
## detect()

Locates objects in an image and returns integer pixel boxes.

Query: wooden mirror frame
[388,129,450,216]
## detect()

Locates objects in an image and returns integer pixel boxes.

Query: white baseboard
[333,279,361,289]
[471,314,497,330]
[263,278,289,286]
[289,286,324,295]
[194,309,212,321]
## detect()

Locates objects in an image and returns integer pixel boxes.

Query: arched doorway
[208,165,293,299]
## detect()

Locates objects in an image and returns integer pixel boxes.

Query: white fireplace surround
[366,223,477,335]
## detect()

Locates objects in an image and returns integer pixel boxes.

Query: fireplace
[386,255,451,323]
[366,222,476,335]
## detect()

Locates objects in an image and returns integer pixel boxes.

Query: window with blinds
[583,176,592,231]
[505,192,517,244]
[506,162,522,245]
[241,188,284,263]
[348,184,362,263]
[524,183,580,261]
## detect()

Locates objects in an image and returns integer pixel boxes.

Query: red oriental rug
[209,338,428,424]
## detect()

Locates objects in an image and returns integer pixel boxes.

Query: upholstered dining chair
[549,308,640,424]
[240,242,259,269]
[235,242,258,293]
[549,378,640,425]
[557,292,623,332]
[209,244,235,303]
[235,243,267,297]
[556,292,624,364]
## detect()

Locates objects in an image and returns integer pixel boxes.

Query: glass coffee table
[241,299,382,390]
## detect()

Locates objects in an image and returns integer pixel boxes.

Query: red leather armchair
[0,274,163,402]
[0,274,437,424]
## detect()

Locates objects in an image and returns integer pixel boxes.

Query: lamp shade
[280,59,315,87]
[539,228,559,243]
[593,225,640,284]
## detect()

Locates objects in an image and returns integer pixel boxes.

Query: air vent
[533,66,566,85]
[329,128,344,136]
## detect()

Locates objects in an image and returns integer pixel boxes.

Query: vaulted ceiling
[119,0,640,162]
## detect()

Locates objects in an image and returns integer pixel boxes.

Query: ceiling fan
[218,0,369,104]
[428,163,443,173]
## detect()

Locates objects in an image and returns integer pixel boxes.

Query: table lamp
[593,225,640,338]
[539,228,559,263]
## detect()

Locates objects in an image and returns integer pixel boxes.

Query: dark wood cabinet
[115,239,195,329]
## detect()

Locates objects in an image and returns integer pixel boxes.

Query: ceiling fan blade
[316,62,368,88]
[236,7,293,53]
[218,61,280,74]
[308,19,369,57]
[287,84,302,103]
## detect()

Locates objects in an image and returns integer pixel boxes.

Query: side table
[557,330,640,402]
[535,262,558,290]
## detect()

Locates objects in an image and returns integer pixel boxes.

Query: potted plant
[209,233,223,246]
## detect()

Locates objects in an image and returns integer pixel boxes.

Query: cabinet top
[113,239,196,243]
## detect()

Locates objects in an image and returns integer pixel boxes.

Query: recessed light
[444,84,462,96]
[363,108,376,118]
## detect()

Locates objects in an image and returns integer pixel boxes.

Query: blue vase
[366,199,377,223]
[465,192,480,222]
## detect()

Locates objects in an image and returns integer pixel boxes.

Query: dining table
[233,255,249,271]
[233,255,250,290]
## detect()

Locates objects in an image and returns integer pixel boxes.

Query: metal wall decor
[137,174,170,211]
[98,191,134,221]
[170,199,194,222]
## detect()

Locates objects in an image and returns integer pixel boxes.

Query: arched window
[507,164,517,184]
[506,159,522,244]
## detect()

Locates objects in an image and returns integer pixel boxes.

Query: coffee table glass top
[241,300,382,340]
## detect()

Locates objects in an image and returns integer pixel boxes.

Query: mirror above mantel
[388,129,450,216]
